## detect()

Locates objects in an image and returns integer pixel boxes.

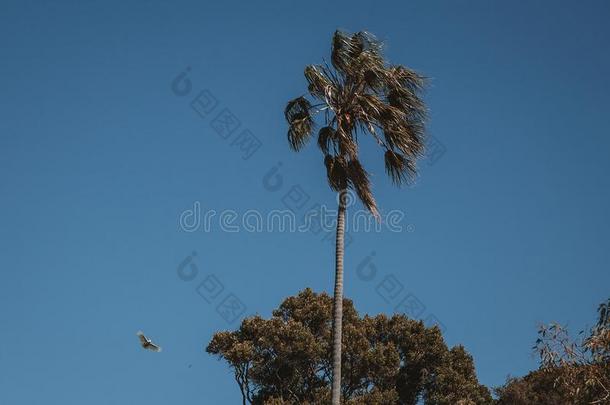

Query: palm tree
[285,30,427,404]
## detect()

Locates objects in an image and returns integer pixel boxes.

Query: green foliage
[207,289,492,404]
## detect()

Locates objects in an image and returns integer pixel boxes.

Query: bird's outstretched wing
[136,330,148,345]
[147,343,162,352]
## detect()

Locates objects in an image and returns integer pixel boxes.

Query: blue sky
[1,0,609,403]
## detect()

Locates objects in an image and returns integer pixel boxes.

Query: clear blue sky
[1,1,609,403]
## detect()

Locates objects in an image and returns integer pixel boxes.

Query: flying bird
[137,331,162,352]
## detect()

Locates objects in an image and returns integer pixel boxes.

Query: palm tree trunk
[331,189,347,405]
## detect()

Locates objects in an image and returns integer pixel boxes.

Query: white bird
[136,331,162,352]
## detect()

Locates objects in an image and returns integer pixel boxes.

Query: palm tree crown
[285,30,427,216]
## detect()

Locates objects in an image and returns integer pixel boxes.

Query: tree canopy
[206,288,492,404]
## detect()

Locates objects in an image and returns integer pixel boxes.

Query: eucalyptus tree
[284,31,428,404]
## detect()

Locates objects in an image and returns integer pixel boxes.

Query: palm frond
[346,159,379,218]
[285,97,314,151]
[383,123,425,159]
[304,65,332,100]
[285,96,312,123]
[384,150,417,185]
[317,126,336,155]
[356,94,385,122]
[364,68,384,91]
[387,87,426,120]
[331,31,357,75]
[331,31,382,77]
[386,65,426,91]
[356,53,385,91]
[338,137,358,159]
[324,154,348,191]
